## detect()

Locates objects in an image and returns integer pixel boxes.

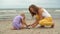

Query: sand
[0,19,60,34]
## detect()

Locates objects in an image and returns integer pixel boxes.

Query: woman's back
[42,9,51,18]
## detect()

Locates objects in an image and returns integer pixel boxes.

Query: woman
[28,4,54,28]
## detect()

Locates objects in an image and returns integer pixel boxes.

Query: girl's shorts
[13,22,22,30]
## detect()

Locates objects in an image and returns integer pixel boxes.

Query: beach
[0,0,60,34]
[0,8,60,34]
[0,18,60,34]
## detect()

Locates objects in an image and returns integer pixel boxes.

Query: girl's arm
[21,17,27,26]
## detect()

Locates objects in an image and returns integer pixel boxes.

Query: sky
[0,0,60,9]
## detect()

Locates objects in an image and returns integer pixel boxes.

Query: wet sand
[0,19,60,34]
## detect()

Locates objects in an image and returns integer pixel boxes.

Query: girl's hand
[26,25,30,27]
[25,25,32,29]
[28,25,32,28]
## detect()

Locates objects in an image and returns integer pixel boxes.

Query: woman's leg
[39,17,54,27]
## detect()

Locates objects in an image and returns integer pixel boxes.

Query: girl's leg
[19,23,26,29]
[11,26,17,30]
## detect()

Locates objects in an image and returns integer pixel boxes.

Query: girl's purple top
[12,15,23,29]
[13,15,23,23]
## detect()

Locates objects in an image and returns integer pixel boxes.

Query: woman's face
[30,8,34,13]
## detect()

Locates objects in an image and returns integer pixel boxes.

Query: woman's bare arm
[30,8,44,28]
[30,19,39,28]
[38,8,44,19]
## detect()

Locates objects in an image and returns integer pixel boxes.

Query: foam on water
[0,8,60,20]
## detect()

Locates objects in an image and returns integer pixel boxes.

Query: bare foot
[40,25,45,28]
[50,24,54,28]
[11,27,17,30]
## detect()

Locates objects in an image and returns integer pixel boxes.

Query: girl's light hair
[19,11,25,16]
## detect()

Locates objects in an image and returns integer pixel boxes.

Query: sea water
[0,8,60,20]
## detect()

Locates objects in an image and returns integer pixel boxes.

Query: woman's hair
[29,4,39,17]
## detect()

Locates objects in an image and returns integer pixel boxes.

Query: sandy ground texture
[0,19,60,34]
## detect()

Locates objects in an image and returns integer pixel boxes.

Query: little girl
[12,12,28,30]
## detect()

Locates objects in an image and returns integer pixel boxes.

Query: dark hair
[29,4,39,17]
